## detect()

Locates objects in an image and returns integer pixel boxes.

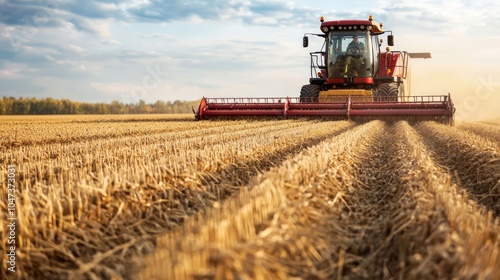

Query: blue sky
[1,0,499,119]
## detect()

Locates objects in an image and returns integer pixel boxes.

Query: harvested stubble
[0,114,231,148]
[416,121,500,216]
[1,116,499,280]
[140,120,500,280]
[0,118,355,280]
[4,119,308,166]
[139,121,384,279]
[401,122,499,279]
[457,121,500,144]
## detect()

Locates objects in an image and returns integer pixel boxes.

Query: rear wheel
[375,83,399,102]
[300,84,322,102]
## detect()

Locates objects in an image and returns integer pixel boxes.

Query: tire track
[415,121,500,216]
[317,122,461,279]
[138,121,383,280]
[327,123,453,279]
[139,120,499,280]
[397,122,500,280]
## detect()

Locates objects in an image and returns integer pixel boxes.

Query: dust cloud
[411,65,500,122]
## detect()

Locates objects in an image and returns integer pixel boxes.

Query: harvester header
[195,15,455,124]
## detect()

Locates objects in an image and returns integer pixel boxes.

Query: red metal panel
[378,52,407,78]
[322,20,372,27]
[351,103,447,109]
[289,103,346,109]
[349,109,448,116]
[208,104,285,110]
[198,97,207,120]
[326,77,374,85]
[196,95,455,120]
[202,109,284,116]
[354,77,374,84]
[327,78,345,84]
[287,109,348,116]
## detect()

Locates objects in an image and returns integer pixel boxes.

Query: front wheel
[374,83,399,102]
[300,84,322,102]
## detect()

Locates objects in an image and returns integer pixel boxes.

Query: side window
[329,37,337,56]
[372,35,380,69]
[372,36,380,54]
[363,36,368,45]
[341,37,350,51]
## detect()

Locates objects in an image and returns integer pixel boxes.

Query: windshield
[327,32,374,78]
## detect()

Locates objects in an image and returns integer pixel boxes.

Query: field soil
[0,115,498,280]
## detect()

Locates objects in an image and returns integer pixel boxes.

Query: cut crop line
[415,121,500,216]
[139,121,383,279]
[400,122,500,280]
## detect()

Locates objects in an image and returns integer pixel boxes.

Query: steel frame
[196,94,455,122]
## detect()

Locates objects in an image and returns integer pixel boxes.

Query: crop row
[0,119,355,279]
[140,121,499,280]
[417,121,500,216]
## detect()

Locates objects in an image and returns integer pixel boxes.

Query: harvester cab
[303,16,408,102]
[195,16,455,123]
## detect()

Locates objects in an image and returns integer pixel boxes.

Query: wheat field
[1,114,499,280]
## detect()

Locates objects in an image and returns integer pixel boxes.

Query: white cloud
[102,38,122,45]
[0,69,22,79]
[83,20,112,38]
[69,44,86,54]
[54,59,90,72]
[90,82,135,94]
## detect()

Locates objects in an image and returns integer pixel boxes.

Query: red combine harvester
[195,16,455,123]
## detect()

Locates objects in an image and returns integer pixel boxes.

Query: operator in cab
[343,35,366,76]
[348,35,365,51]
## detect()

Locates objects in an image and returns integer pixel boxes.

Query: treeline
[0,97,201,115]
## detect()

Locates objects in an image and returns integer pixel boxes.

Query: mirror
[388,35,394,46]
[303,36,309,48]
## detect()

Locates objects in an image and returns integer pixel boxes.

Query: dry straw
[1,115,498,280]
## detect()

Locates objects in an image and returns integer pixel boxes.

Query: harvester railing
[196,94,455,123]
[309,51,326,79]
[382,51,409,79]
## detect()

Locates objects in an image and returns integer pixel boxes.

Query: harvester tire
[300,84,321,102]
[375,83,398,102]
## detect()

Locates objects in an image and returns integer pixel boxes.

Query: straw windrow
[0,116,498,279]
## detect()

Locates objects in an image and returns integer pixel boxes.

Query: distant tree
[61,99,77,114]
[136,99,149,114]
[153,100,168,113]
[1,97,15,114]
[11,97,30,114]
[110,100,125,114]
[0,96,201,115]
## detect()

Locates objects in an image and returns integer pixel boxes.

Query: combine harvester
[195,16,455,124]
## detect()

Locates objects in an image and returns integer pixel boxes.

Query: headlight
[366,26,372,31]
[321,26,329,32]
[360,25,365,29]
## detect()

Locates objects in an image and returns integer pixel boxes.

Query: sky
[1,0,499,120]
